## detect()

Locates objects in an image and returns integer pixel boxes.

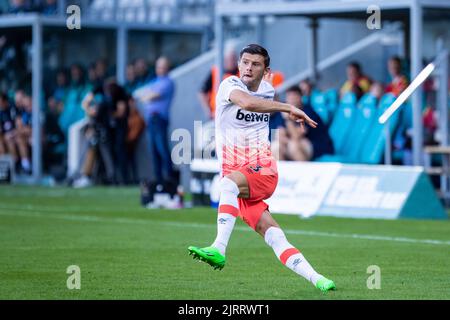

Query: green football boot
[188,246,225,270]
[315,276,336,293]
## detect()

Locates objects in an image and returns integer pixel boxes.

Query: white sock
[264,226,322,286]
[211,177,240,256]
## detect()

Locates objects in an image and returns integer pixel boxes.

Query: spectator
[40,0,57,15]
[269,110,285,138]
[74,81,116,187]
[266,71,286,143]
[340,61,371,100]
[385,56,409,97]
[269,110,286,160]
[286,86,334,160]
[15,93,32,174]
[87,62,97,85]
[134,58,151,89]
[386,57,412,165]
[9,0,30,13]
[138,56,175,185]
[58,63,89,137]
[52,68,68,104]
[93,58,109,89]
[69,63,85,88]
[124,63,137,95]
[0,1,9,14]
[272,117,312,161]
[105,80,130,184]
[126,98,145,184]
[43,95,65,172]
[198,45,238,119]
[299,78,314,106]
[0,92,17,163]
[368,81,384,105]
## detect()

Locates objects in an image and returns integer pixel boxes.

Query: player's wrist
[285,104,295,114]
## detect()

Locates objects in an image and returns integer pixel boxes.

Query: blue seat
[328,92,357,154]
[310,91,330,125]
[359,93,400,164]
[316,93,377,163]
[325,88,339,120]
[58,86,90,136]
[392,101,412,163]
[342,93,378,162]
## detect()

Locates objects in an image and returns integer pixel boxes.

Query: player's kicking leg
[255,211,336,293]
[188,172,246,270]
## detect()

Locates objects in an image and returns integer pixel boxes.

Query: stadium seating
[324,88,339,120]
[391,101,412,163]
[89,0,212,25]
[316,92,401,165]
[327,92,357,155]
[310,90,331,126]
[58,86,91,137]
[358,93,399,164]
[342,93,378,162]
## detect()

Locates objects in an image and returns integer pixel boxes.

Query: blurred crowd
[0,56,178,188]
[269,56,413,163]
[0,90,32,174]
[0,42,442,186]
[0,0,58,15]
[199,49,439,165]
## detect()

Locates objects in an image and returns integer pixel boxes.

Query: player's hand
[288,105,318,128]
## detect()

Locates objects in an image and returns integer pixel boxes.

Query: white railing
[378,47,448,166]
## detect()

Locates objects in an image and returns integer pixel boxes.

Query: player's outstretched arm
[229,89,318,128]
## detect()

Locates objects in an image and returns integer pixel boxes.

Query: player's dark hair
[239,44,270,68]
[286,86,302,96]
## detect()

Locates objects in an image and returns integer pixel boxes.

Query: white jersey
[215,75,275,176]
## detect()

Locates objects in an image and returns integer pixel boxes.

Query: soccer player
[188,44,336,293]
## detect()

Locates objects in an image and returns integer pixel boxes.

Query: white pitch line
[0,209,449,246]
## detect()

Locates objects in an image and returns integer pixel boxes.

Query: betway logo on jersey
[236,109,269,122]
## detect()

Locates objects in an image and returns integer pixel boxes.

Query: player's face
[238,53,268,90]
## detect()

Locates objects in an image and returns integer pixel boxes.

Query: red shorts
[236,162,278,230]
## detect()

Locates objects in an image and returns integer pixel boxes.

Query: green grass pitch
[0,185,449,300]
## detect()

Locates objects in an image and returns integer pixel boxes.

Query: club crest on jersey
[236,109,269,122]
[229,78,246,90]
[249,164,263,173]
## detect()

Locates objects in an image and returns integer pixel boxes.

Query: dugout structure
[0,11,209,182]
[215,0,450,167]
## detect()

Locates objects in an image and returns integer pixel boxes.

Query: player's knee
[258,214,280,238]
[263,225,289,248]
[220,176,240,196]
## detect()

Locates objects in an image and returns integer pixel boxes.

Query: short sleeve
[222,76,247,102]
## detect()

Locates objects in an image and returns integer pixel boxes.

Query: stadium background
[0,0,449,300]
